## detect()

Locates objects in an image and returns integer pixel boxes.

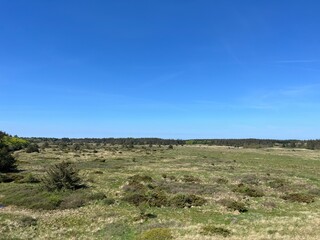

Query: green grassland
[1,144,320,239]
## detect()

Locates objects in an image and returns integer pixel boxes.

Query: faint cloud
[275,60,318,64]
[239,83,320,110]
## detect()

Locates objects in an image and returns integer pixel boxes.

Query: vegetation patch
[128,174,153,183]
[0,184,105,210]
[42,161,85,191]
[233,183,264,197]
[219,199,248,212]
[282,193,315,203]
[19,216,38,227]
[200,225,231,237]
[138,228,173,240]
[267,178,288,190]
[169,193,206,208]
[181,175,201,183]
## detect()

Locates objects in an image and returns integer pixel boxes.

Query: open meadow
[1,143,320,239]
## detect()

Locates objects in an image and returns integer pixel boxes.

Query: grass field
[1,144,320,239]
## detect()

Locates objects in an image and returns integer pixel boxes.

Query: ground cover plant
[0,139,320,239]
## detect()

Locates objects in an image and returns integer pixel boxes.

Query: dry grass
[1,144,320,239]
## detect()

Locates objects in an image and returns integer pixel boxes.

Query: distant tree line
[186,139,320,149]
[20,136,320,150]
[25,137,185,146]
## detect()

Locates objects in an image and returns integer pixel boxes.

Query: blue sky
[1,0,320,139]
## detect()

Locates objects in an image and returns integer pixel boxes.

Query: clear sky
[1,0,320,139]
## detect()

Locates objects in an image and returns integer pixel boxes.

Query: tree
[42,162,84,191]
[0,146,16,172]
[0,132,17,172]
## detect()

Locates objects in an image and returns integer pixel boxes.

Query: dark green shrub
[0,185,62,210]
[0,173,14,183]
[123,193,148,206]
[146,190,168,207]
[201,225,231,237]
[19,216,37,227]
[59,193,86,209]
[25,144,39,153]
[42,161,85,191]
[88,192,107,201]
[219,199,248,212]
[169,194,206,208]
[103,198,116,205]
[268,178,287,189]
[182,175,201,183]
[282,193,315,203]
[138,228,173,240]
[233,184,264,197]
[128,174,153,183]
[241,175,260,185]
[0,147,16,172]
[123,181,147,194]
[18,173,40,183]
[216,178,228,184]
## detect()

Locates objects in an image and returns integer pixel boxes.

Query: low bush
[182,175,201,183]
[138,228,173,240]
[123,193,148,206]
[0,173,14,183]
[123,181,147,194]
[146,190,168,207]
[128,174,153,183]
[103,198,116,205]
[219,199,248,212]
[0,184,104,210]
[169,194,206,208]
[268,178,287,189]
[59,193,86,209]
[282,193,315,203]
[241,175,260,185]
[88,192,107,201]
[216,178,228,184]
[233,183,264,197]
[201,225,231,237]
[25,144,40,153]
[18,173,40,183]
[19,216,37,227]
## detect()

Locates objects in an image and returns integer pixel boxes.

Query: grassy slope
[0,145,320,239]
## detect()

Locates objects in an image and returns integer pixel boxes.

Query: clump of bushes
[123,193,148,206]
[182,175,201,183]
[18,173,40,183]
[267,178,287,189]
[216,178,228,184]
[25,144,40,153]
[122,175,206,208]
[241,175,260,185]
[42,161,85,191]
[128,174,153,183]
[0,173,14,183]
[0,184,107,210]
[201,225,231,237]
[138,228,173,240]
[0,147,16,172]
[219,199,248,212]
[282,193,315,203]
[123,190,169,207]
[233,183,264,197]
[169,194,206,208]
[19,216,38,227]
